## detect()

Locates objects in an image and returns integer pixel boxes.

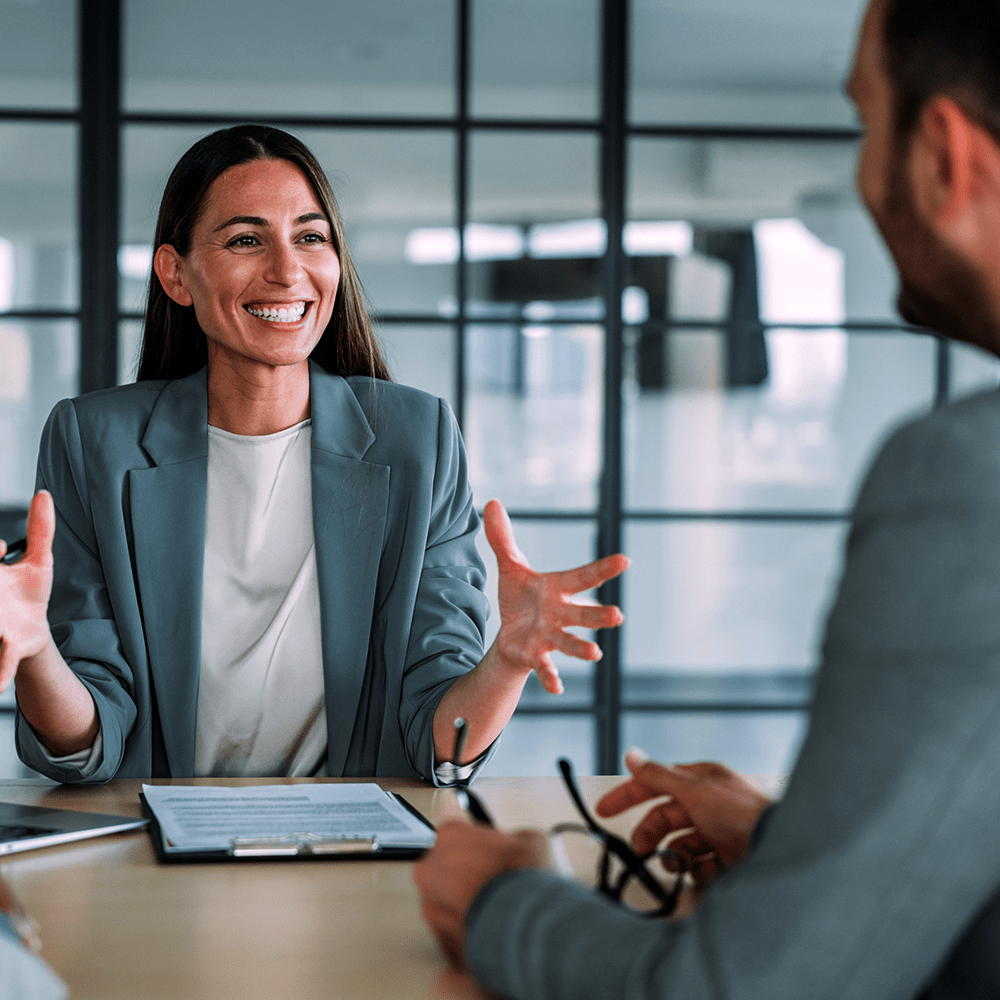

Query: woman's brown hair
[136,124,390,383]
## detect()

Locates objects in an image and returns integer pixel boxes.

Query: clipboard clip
[229,832,382,857]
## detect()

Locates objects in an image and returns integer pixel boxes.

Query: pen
[0,874,41,954]
[1,539,26,566]
[451,718,496,828]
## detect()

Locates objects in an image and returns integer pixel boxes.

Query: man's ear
[153,244,194,306]
[909,96,995,237]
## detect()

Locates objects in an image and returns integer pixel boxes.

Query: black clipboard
[139,791,435,864]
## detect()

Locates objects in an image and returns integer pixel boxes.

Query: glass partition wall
[3,0,998,776]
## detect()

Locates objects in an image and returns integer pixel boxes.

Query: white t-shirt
[195,420,326,777]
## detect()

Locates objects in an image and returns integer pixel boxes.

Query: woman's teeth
[246,303,306,322]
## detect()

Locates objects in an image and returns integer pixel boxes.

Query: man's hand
[413,820,551,967]
[596,751,772,887]
[0,491,56,692]
[485,499,629,694]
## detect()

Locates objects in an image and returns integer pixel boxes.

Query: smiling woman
[0,124,628,784]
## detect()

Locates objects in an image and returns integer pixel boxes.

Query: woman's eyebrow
[214,214,267,232]
[213,212,328,233]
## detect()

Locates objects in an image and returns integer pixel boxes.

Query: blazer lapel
[129,370,209,777]
[309,365,389,776]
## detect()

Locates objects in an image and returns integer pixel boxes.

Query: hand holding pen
[451,718,495,828]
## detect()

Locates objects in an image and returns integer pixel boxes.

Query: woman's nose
[262,241,304,285]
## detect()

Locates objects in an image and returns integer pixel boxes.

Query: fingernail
[625,746,649,765]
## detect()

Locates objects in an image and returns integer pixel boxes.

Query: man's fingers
[24,491,55,567]
[595,777,666,817]
[630,801,695,855]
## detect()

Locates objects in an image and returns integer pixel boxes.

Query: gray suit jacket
[466,388,1000,999]
[16,363,489,783]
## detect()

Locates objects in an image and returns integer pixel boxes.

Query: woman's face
[155,157,341,375]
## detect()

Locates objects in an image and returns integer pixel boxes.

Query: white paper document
[141,783,435,854]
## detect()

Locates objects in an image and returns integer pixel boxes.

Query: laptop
[0,801,148,856]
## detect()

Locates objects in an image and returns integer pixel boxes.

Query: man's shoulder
[857,387,1000,512]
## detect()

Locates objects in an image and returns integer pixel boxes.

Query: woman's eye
[299,232,328,245]
[228,234,260,248]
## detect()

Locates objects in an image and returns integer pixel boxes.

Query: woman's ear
[153,245,194,306]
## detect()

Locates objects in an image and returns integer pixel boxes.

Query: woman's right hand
[0,491,56,692]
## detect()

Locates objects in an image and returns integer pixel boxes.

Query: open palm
[483,499,629,694]
[0,491,55,690]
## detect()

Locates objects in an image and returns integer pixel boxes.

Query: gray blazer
[466,388,1000,999]
[16,362,489,783]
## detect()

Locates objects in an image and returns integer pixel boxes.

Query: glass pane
[479,714,595,777]
[629,0,865,128]
[469,132,601,319]
[623,711,807,776]
[0,2,76,109]
[627,137,897,323]
[465,324,603,510]
[303,130,455,316]
[0,320,78,506]
[950,342,1000,401]
[625,331,937,512]
[475,519,597,708]
[378,324,456,410]
[622,520,847,673]
[471,0,599,119]
[0,123,78,310]
[124,0,455,116]
[122,126,456,317]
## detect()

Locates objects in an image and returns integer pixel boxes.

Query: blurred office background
[1,0,998,780]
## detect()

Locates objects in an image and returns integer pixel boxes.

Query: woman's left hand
[484,499,629,694]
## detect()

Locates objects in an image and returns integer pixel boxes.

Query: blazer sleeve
[465,398,1000,999]
[395,397,493,784]
[15,399,137,782]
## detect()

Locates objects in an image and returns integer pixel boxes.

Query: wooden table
[0,775,629,1000]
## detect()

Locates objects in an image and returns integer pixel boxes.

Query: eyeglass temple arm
[557,758,678,906]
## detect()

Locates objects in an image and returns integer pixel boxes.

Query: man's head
[848,0,1000,352]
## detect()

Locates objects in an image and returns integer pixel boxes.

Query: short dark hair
[883,0,1000,142]
[136,124,391,383]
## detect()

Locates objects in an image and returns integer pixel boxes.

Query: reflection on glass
[478,714,595,777]
[622,521,847,673]
[628,137,897,322]
[625,331,936,512]
[950,342,1000,401]
[623,711,807,776]
[475,519,597,706]
[0,124,78,310]
[465,324,603,510]
[471,0,599,119]
[0,322,78,505]
[0,4,76,109]
[469,132,600,316]
[378,325,456,409]
[629,0,860,129]
[124,0,455,116]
